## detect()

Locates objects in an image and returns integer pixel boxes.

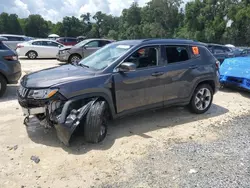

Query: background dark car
[56,37,77,46]
[0,37,21,97]
[207,44,235,64]
[240,48,250,57]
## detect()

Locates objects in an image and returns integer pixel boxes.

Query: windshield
[78,43,133,70]
[74,39,91,47]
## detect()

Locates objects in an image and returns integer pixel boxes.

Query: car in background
[16,39,65,59]
[220,57,250,91]
[207,44,235,64]
[0,34,31,51]
[0,37,21,97]
[240,48,250,57]
[57,38,114,64]
[56,37,78,46]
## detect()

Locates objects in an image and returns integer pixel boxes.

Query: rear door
[161,45,199,103]
[113,45,165,114]
[31,41,47,57]
[44,41,61,58]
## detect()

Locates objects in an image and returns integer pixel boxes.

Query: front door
[83,40,100,57]
[113,46,165,114]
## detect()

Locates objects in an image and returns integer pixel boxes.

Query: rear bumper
[7,71,22,84]
[220,75,250,91]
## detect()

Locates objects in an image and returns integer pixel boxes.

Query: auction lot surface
[1,59,250,188]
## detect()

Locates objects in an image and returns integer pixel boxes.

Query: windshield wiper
[78,64,89,68]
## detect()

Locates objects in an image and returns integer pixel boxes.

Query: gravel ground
[0,59,250,188]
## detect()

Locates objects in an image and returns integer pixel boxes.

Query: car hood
[220,57,250,79]
[21,64,96,88]
[59,46,72,51]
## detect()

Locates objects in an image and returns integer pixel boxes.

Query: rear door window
[32,41,43,46]
[99,40,111,47]
[164,46,190,64]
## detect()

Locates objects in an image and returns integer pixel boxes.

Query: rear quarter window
[0,42,9,50]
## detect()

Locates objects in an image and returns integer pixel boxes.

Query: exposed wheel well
[68,96,112,119]
[197,80,215,93]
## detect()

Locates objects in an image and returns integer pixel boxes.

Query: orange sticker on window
[192,46,199,55]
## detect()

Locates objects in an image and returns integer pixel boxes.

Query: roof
[207,43,227,47]
[116,38,206,46]
[29,39,61,42]
[0,34,27,37]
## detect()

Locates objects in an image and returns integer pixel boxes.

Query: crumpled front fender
[54,98,98,146]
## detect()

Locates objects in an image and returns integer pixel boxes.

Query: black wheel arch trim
[189,77,217,101]
[58,92,116,124]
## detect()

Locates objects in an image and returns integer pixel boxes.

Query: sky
[0,0,189,23]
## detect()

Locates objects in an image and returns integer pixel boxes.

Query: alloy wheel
[194,88,212,110]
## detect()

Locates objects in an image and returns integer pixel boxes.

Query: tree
[24,15,49,37]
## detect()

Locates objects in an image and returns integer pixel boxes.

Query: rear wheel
[84,101,108,143]
[69,54,82,64]
[27,51,37,59]
[0,74,7,97]
[189,84,213,114]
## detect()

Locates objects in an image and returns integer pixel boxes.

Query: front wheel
[189,84,213,114]
[69,54,81,64]
[84,101,108,143]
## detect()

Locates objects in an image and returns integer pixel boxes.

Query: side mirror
[118,62,136,72]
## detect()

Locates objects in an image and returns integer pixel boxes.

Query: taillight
[16,45,24,49]
[4,55,18,61]
[215,60,220,70]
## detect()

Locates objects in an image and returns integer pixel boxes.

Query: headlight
[28,89,58,99]
[61,50,69,54]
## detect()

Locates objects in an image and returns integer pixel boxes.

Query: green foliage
[0,0,250,45]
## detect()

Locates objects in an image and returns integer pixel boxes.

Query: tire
[27,51,37,59]
[0,74,7,97]
[189,84,213,114]
[69,54,82,64]
[84,101,108,143]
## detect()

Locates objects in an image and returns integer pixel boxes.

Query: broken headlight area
[21,95,99,146]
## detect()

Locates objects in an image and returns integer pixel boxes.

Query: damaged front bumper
[18,94,97,146]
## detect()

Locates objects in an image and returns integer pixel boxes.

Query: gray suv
[0,37,22,97]
[57,38,114,64]
[18,39,220,146]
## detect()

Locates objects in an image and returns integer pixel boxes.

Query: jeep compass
[17,39,220,146]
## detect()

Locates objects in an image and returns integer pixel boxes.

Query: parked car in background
[0,37,21,97]
[56,37,77,46]
[17,39,220,145]
[57,38,114,64]
[220,57,250,91]
[77,36,86,43]
[240,48,250,57]
[207,44,234,64]
[0,34,31,50]
[16,39,64,59]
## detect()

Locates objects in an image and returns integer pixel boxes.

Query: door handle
[189,65,198,69]
[152,72,164,76]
